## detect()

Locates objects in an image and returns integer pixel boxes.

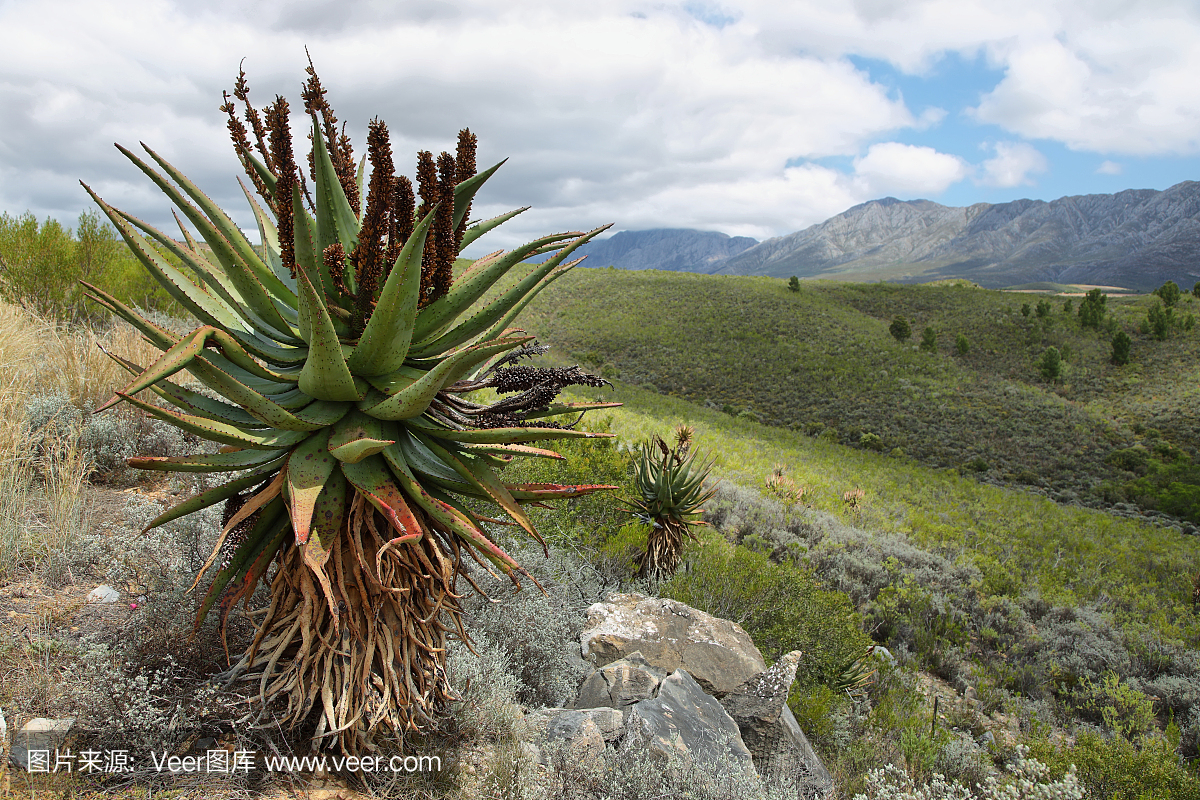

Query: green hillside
[515,267,1200,525]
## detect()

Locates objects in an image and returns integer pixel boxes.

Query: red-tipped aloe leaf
[285,428,336,545]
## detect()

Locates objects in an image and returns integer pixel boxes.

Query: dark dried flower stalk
[301,54,359,211]
[454,128,477,252]
[432,151,457,303]
[323,243,349,296]
[388,175,415,266]
[415,151,440,307]
[266,96,298,277]
[352,119,395,333]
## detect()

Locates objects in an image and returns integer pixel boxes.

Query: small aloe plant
[624,423,717,578]
[81,61,620,752]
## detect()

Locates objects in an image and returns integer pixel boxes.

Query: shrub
[1154,280,1181,308]
[1146,300,1174,340]
[919,327,937,353]
[1194,280,1200,300]
[1110,331,1131,365]
[664,531,872,690]
[1105,446,1149,474]
[1063,299,1074,313]
[954,333,970,356]
[1078,288,1107,328]
[1035,299,1052,318]
[1029,731,1200,800]
[1021,303,1031,317]
[1038,347,1062,381]
[860,432,885,451]
[890,316,912,342]
[789,275,800,292]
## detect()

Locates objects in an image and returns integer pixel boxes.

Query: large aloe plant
[82,63,618,752]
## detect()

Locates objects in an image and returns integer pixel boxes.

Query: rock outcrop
[530,593,834,797]
[580,593,766,697]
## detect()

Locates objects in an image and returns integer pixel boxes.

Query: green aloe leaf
[451,159,504,231]
[142,463,283,532]
[285,428,337,545]
[328,410,396,464]
[346,206,436,376]
[128,449,289,472]
[295,262,363,402]
[457,207,528,252]
[411,231,582,345]
[310,116,360,260]
[117,392,310,451]
[358,336,529,420]
[135,144,298,311]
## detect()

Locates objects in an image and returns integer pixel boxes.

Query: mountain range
[568,181,1200,291]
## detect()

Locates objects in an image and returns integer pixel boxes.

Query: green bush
[1063,298,1074,313]
[1021,303,1031,317]
[0,210,177,320]
[1035,299,1052,318]
[1111,330,1131,365]
[919,327,937,353]
[1038,346,1062,381]
[955,333,970,355]
[860,432,885,451]
[1078,288,1108,328]
[1029,731,1200,800]
[1105,446,1149,474]
[890,316,912,342]
[1155,280,1182,308]
[789,275,800,292]
[664,532,872,690]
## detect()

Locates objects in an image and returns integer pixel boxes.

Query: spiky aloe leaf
[296,265,362,402]
[285,428,337,545]
[142,462,284,532]
[345,207,435,376]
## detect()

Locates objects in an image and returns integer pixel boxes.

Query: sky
[2,0,1200,253]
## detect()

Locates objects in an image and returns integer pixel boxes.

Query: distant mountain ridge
[577,182,1200,291]
[555,228,758,272]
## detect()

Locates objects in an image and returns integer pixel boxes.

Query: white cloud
[1,0,1198,248]
[1096,160,1122,175]
[852,142,970,196]
[976,141,1048,187]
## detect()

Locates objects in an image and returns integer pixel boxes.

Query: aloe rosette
[625,426,717,577]
[81,64,618,751]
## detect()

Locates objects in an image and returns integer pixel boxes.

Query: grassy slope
[515,267,1200,519]
[552,382,1200,647]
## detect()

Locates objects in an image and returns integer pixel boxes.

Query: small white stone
[86,585,119,604]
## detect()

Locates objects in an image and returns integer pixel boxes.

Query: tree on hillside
[1193,281,1200,299]
[1154,280,1181,308]
[1078,288,1108,328]
[1021,302,1031,317]
[1111,330,1132,365]
[1035,298,1052,318]
[1039,346,1063,381]
[1063,298,1074,313]
[919,326,937,353]
[889,316,911,342]
[788,275,800,292]
[955,333,970,355]
[1145,301,1174,341]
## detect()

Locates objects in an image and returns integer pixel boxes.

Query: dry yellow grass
[0,300,185,581]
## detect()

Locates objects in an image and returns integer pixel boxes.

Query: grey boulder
[719,651,833,797]
[581,593,766,697]
[574,651,665,711]
[625,669,755,777]
[8,718,75,770]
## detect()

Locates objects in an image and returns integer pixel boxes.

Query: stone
[625,669,755,777]
[719,651,833,796]
[575,651,665,711]
[544,711,605,762]
[86,584,119,603]
[581,593,766,697]
[9,718,75,770]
